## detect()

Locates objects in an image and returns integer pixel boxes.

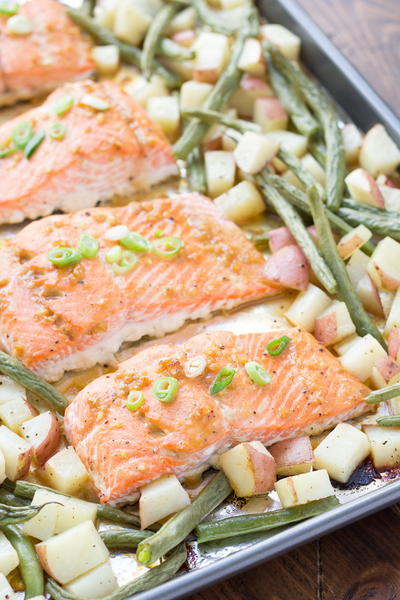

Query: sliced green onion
[52,94,74,116]
[105,225,130,241]
[126,390,145,411]
[49,122,66,140]
[0,142,16,158]
[153,376,179,403]
[6,14,32,35]
[12,121,33,149]
[184,355,206,378]
[0,2,19,16]
[153,236,183,259]
[245,361,271,386]
[24,130,45,159]
[78,233,99,259]
[79,94,110,111]
[112,250,137,274]
[48,247,81,268]
[210,366,236,395]
[154,229,164,238]
[267,336,291,357]
[105,245,122,264]
[120,232,152,253]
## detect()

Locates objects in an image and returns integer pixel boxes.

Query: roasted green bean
[142,3,181,78]
[158,37,195,61]
[2,525,44,598]
[181,108,260,134]
[309,137,327,165]
[196,496,340,543]
[376,415,400,427]
[337,205,400,241]
[0,502,56,525]
[137,471,232,565]
[0,351,68,414]
[100,528,152,549]
[187,147,207,193]
[0,488,29,507]
[308,187,386,347]
[171,0,243,34]
[366,382,400,404]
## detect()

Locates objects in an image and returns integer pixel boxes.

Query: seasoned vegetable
[0,502,55,526]
[137,471,232,565]
[1,525,44,598]
[337,205,400,241]
[100,528,152,549]
[376,415,400,427]
[196,496,339,543]
[181,108,260,134]
[186,147,206,193]
[366,382,400,404]
[141,3,180,78]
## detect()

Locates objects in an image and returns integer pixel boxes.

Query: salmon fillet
[0,0,94,105]
[0,193,280,381]
[64,328,370,504]
[0,79,178,223]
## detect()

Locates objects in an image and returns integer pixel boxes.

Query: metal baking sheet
[124,1,400,598]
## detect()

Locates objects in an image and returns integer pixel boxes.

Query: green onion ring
[0,1,19,15]
[105,245,122,264]
[210,366,236,395]
[52,94,74,116]
[0,142,16,158]
[78,232,99,259]
[266,336,291,357]
[24,130,45,159]
[120,232,152,253]
[48,247,81,268]
[12,121,33,150]
[153,376,179,403]
[244,361,272,386]
[49,122,67,140]
[112,250,137,274]
[126,390,145,411]
[153,236,183,259]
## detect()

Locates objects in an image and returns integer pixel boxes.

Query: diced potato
[337,225,372,260]
[339,334,387,382]
[370,355,400,389]
[147,96,180,139]
[193,32,230,84]
[219,441,276,497]
[359,124,400,177]
[42,447,89,495]
[260,24,301,60]
[113,0,151,45]
[158,57,194,82]
[171,29,196,47]
[367,237,400,292]
[346,250,383,316]
[20,411,61,466]
[36,521,109,584]
[94,5,116,29]
[0,573,16,600]
[268,226,295,253]
[214,181,264,223]
[385,288,400,335]
[333,334,361,356]
[234,132,279,174]
[167,6,196,34]
[378,289,394,319]
[180,80,212,111]
[0,376,26,406]
[314,301,356,346]
[281,169,302,189]
[267,130,308,158]
[253,97,288,132]
[0,397,35,433]
[275,470,334,508]
[23,492,59,542]
[238,38,266,77]
[229,75,273,117]
[265,244,310,291]
[388,327,400,363]
[342,123,363,164]
[269,437,313,477]
[0,532,19,575]
[301,153,325,185]
[314,423,370,483]
[364,425,400,469]
[124,75,169,108]
[65,561,118,599]
[205,151,236,198]
[0,426,31,481]
[285,284,331,331]
[220,0,246,7]
[92,45,120,76]
[345,168,385,208]
[379,185,400,212]
[139,474,190,529]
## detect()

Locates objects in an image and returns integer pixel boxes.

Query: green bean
[276,147,324,195]
[309,137,327,166]
[158,37,195,61]
[0,488,29,507]
[2,525,44,598]
[13,480,141,529]
[196,496,340,543]
[85,0,96,17]
[258,176,337,294]
[187,147,206,193]
[173,4,259,159]
[268,45,345,211]
[0,351,68,414]
[171,0,243,34]
[267,174,375,256]
[137,471,232,565]
[376,415,400,427]
[0,502,56,525]
[366,382,400,404]
[66,8,180,88]
[308,186,386,347]
[337,206,400,241]
[181,108,260,134]
[265,52,319,138]
[46,544,187,600]
[100,528,152,549]
[142,3,180,78]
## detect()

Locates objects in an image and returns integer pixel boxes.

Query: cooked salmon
[0,193,280,381]
[64,327,370,504]
[0,79,178,223]
[0,0,94,105]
